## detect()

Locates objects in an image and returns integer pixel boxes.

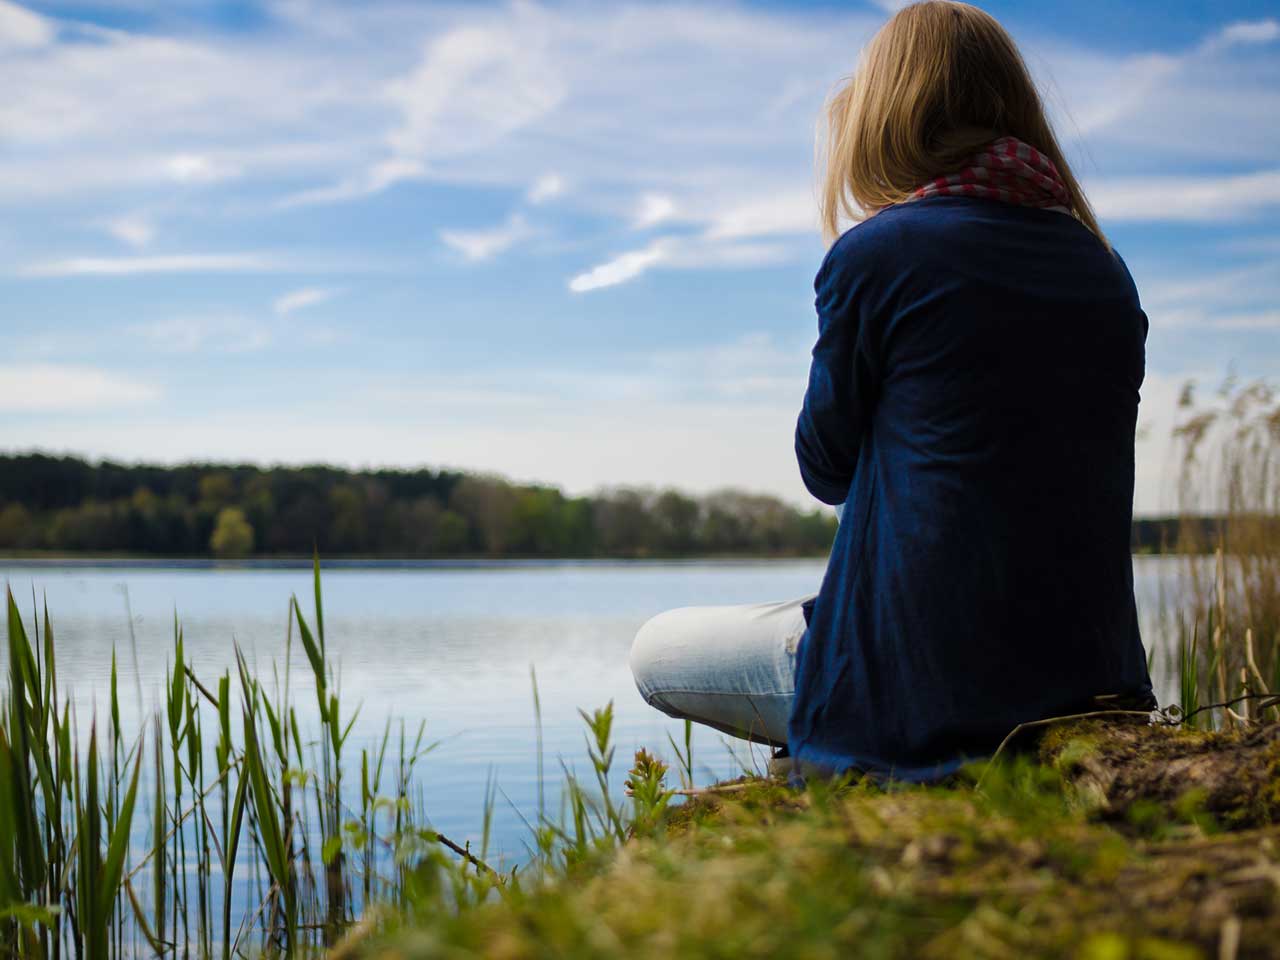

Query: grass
[353,753,1279,960]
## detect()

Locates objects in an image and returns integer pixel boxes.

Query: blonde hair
[819,1,1105,247]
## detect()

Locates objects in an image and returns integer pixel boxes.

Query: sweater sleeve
[795,244,879,505]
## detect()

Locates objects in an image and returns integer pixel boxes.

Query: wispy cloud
[633,193,677,229]
[1089,169,1280,221]
[1040,17,1280,159]
[129,316,272,353]
[0,0,53,51]
[162,153,241,184]
[440,213,532,261]
[277,158,426,209]
[568,234,796,292]
[1203,18,1280,53]
[1135,259,1280,331]
[705,191,817,240]
[102,215,154,248]
[273,286,339,315]
[527,173,565,204]
[568,240,669,293]
[19,253,281,277]
[0,363,159,412]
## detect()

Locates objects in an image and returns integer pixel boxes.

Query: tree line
[0,453,839,558]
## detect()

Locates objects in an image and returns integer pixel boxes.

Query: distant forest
[0,453,840,559]
[0,453,1211,560]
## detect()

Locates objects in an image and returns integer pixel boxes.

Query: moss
[1251,738,1280,824]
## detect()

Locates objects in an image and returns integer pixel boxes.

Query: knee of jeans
[629,609,683,706]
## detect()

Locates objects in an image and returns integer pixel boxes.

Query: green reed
[0,552,679,958]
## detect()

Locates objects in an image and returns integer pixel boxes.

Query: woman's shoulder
[818,201,955,278]
[820,199,1141,304]
[815,209,906,291]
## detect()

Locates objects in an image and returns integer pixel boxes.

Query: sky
[1,0,1278,515]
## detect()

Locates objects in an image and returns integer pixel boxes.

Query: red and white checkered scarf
[907,136,1071,210]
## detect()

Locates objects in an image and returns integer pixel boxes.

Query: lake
[0,557,1180,865]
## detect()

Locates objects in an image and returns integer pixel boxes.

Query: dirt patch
[1039,719,1280,830]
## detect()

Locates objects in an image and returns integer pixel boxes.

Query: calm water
[0,557,1178,863]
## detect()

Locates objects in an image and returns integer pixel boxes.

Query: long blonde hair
[819,1,1105,247]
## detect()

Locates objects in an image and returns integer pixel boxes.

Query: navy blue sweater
[790,196,1155,781]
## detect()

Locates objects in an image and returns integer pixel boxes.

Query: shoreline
[0,554,836,570]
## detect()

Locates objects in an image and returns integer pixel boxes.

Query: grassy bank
[349,719,1280,960]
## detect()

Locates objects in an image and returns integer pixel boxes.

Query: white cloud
[1051,53,1181,138]
[1136,259,1280,329]
[19,253,280,277]
[278,157,426,208]
[128,316,272,353]
[705,191,816,240]
[102,215,154,248]
[1089,169,1280,222]
[1203,18,1280,53]
[439,213,532,261]
[527,173,565,204]
[384,7,566,168]
[0,364,159,412]
[633,193,677,229]
[568,240,670,292]
[163,152,239,184]
[568,230,800,292]
[1039,18,1280,161]
[0,0,52,50]
[273,286,338,315]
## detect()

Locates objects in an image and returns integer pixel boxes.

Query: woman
[630,0,1155,781]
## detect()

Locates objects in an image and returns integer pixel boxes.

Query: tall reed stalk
[0,554,509,958]
[1164,375,1280,728]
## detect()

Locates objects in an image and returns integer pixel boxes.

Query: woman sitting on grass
[630,0,1155,781]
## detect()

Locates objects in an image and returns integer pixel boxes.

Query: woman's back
[631,1,1156,786]
[790,195,1155,779]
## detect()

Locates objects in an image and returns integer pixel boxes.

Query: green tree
[449,476,517,555]
[198,472,235,507]
[592,489,653,556]
[0,502,36,549]
[652,490,700,554]
[210,506,255,558]
[328,483,368,553]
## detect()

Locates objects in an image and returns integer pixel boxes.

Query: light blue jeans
[629,595,815,748]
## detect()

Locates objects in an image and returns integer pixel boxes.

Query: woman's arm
[794,252,878,506]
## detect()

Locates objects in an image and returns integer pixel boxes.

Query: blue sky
[1,0,1277,514]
